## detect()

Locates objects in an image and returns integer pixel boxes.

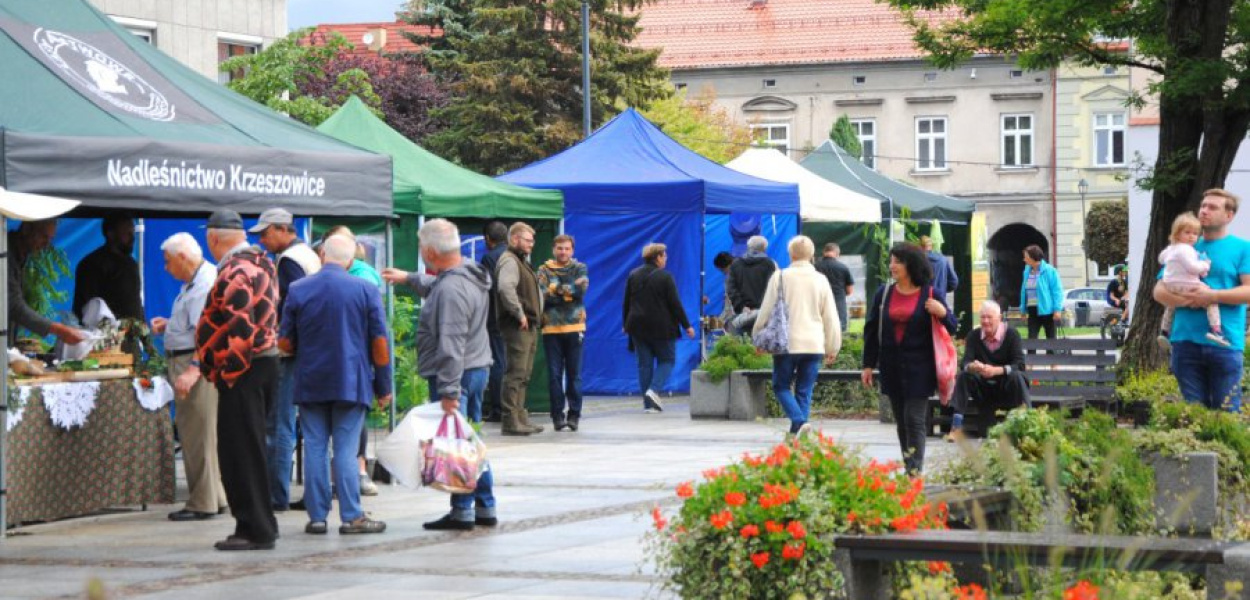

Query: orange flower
[750,552,770,569]
[927,561,951,575]
[765,520,784,533]
[846,510,857,523]
[953,583,987,600]
[651,507,668,531]
[676,481,694,498]
[786,520,807,540]
[725,492,746,507]
[781,541,806,560]
[1064,580,1100,600]
[739,524,760,538]
[709,510,733,530]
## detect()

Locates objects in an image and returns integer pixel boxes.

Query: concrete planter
[689,370,730,419]
[728,371,771,421]
[1148,451,1218,536]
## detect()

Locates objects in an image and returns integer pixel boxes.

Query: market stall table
[5,378,175,525]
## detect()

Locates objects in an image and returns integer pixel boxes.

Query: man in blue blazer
[279,235,392,536]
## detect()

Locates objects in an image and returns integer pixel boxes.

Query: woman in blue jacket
[1018,244,1064,343]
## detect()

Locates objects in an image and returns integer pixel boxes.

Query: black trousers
[217,356,279,543]
[951,370,1031,432]
[1026,306,1056,347]
[888,394,929,475]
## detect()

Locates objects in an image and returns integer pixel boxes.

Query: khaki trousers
[168,352,228,513]
[500,325,538,431]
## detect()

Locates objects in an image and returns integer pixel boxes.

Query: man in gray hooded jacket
[381,218,497,530]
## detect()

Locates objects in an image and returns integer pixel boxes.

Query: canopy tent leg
[1,214,8,538]
[386,219,396,432]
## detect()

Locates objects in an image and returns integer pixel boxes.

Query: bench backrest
[835,530,1235,573]
[1020,338,1116,401]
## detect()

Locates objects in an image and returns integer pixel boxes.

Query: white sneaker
[359,472,379,496]
[645,389,664,411]
[796,423,814,439]
[1156,334,1172,352]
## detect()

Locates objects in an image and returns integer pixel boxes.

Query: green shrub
[698,335,772,383]
[1116,368,1181,404]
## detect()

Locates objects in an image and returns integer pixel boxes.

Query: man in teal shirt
[1154,188,1250,413]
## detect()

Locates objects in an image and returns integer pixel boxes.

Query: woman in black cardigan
[862,243,957,474]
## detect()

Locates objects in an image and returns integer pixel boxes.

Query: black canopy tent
[0,0,395,535]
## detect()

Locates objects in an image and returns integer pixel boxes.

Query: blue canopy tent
[500,109,799,395]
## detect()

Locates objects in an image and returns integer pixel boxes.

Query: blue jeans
[544,332,583,419]
[1170,341,1243,413]
[772,354,822,433]
[299,401,366,524]
[486,330,506,417]
[430,367,495,521]
[266,358,298,508]
[632,336,676,396]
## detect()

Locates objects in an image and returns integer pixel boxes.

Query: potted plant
[691,335,770,419]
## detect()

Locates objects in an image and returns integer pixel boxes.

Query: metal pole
[581,0,592,139]
[1,215,8,538]
[386,219,396,432]
[1080,190,1089,286]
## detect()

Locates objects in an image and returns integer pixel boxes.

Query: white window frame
[915,116,948,171]
[1000,113,1034,168]
[1093,112,1127,167]
[109,15,156,44]
[751,123,790,156]
[850,118,877,170]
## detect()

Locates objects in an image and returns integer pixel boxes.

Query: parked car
[1062,287,1112,327]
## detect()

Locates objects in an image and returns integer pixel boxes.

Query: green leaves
[829,115,862,161]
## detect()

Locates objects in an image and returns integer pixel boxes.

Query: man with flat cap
[250,208,320,512]
[196,209,281,551]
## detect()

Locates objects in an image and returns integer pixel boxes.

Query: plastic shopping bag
[421,412,488,494]
[375,406,430,489]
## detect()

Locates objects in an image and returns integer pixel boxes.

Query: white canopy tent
[726,148,882,223]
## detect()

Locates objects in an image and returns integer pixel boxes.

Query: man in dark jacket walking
[624,243,695,412]
[921,235,959,300]
[279,235,391,535]
[815,242,855,332]
[479,221,509,423]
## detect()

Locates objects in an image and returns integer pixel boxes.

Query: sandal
[305,521,328,535]
[339,517,386,534]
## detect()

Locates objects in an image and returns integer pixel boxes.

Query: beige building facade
[88,0,287,82]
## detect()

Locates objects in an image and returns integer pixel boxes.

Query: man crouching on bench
[946,300,1030,441]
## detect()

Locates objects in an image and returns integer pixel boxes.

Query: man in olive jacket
[495,222,545,435]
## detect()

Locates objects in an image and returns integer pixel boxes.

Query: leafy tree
[221,28,380,126]
[641,87,753,164]
[829,114,862,160]
[221,29,446,139]
[400,0,671,174]
[1083,199,1128,273]
[883,0,1250,371]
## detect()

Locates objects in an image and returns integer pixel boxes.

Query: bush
[647,434,948,599]
[698,335,772,383]
[1116,368,1180,404]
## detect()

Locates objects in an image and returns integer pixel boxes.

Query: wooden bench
[928,337,1117,437]
[835,529,1249,600]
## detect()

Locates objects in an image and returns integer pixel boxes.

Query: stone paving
[0,396,958,599]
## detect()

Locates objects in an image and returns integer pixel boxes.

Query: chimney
[749,0,767,9]
[363,27,387,52]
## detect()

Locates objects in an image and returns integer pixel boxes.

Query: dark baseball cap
[204,209,244,230]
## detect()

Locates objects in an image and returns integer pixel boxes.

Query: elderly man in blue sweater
[279,235,392,536]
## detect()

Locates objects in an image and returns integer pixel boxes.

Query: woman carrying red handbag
[862,242,957,475]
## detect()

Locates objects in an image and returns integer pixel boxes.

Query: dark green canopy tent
[0,2,391,216]
[315,97,565,412]
[800,141,976,332]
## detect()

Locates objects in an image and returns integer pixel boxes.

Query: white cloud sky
[287,0,407,30]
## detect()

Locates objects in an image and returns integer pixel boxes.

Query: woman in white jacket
[752,235,842,434]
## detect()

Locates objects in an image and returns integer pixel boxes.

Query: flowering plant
[646,432,949,599]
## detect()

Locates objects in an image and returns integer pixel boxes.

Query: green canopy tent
[800,141,976,332]
[315,97,565,414]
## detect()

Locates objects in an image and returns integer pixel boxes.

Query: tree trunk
[1120,0,1243,374]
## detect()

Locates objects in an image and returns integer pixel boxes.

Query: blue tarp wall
[501,109,800,395]
[702,213,797,322]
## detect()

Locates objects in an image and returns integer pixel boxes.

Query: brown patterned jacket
[195,245,279,387]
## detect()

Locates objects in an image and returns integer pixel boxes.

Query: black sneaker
[423,514,473,531]
[475,515,499,527]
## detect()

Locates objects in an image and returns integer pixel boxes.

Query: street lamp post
[1078,178,1090,286]
[581,0,591,139]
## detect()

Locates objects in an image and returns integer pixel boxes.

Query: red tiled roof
[313,21,434,55]
[635,0,951,69]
